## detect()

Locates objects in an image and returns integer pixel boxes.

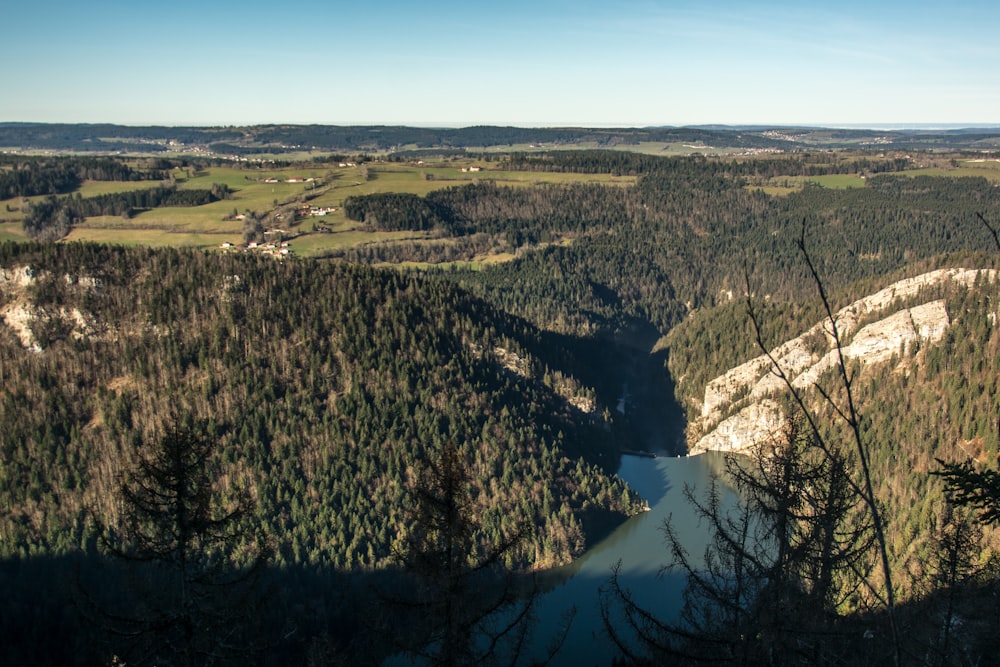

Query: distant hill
[3,122,999,154]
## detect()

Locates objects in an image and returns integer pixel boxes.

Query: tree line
[0,156,173,199]
[21,184,232,240]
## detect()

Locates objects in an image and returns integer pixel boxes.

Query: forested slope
[662,260,1000,596]
[5,148,1000,663]
[0,243,643,571]
[334,153,1000,343]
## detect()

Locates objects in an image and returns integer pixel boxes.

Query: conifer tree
[602,416,875,665]
[385,442,570,666]
[86,420,270,666]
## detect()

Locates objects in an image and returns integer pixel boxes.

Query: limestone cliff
[689,268,996,455]
[0,265,95,352]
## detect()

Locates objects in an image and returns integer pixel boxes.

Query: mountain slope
[689,268,996,454]
[0,242,643,569]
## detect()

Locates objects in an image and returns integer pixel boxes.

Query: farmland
[4,148,999,261]
[1,160,635,257]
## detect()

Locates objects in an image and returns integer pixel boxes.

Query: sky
[3,0,998,127]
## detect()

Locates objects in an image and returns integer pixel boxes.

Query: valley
[3,126,1000,664]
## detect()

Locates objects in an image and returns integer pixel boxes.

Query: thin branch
[742,221,901,665]
[976,212,1000,253]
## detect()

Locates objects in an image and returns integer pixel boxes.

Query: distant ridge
[1,122,998,153]
[682,123,1000,132]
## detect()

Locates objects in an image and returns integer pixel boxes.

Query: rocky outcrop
[0,264,95,351]
[690,269,995,455]
[691,399,784,454]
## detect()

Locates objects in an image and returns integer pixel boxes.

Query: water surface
[531,451,736,666]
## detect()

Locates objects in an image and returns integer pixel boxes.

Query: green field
[0,222,27,242]
[0,162,635,257]
[10,155,999,257]
[905,160,1000,182]
[63,227,235,248]
[76,179,171,197]
[291,229,433,258]
[755,173,868,196]
[750,160,1000,198]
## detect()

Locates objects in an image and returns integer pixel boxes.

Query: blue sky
[3,0,998,127]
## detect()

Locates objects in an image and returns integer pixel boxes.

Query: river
[530,451,737,666]
[386,453,739,666]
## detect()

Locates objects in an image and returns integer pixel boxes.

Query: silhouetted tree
[924,503,985,663]
[743,222,902,663]
[601,416,874,665]
[85,421,270,666]
[935,458,1000,527]
[385,442,571,667]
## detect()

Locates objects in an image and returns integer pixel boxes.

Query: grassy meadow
[5,155,998,256]
[0,161,634,256]
[905,159,1000,181]
[753,173,868,196]
[0,222,26,242]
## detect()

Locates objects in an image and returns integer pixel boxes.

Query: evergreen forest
[3,140,1000,665]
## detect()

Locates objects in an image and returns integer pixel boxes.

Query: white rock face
[0,265,36,288]
[691,269,995,454]
[689,399,784,455]
[0,264,98,351]
[1,302,41,351]
[791,300,949,391]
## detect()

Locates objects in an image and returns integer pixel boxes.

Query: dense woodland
[4,145,1000,663]
[0,156,172,199]
[0,243,644,566]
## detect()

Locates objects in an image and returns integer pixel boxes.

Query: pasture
[0,222,26,242]
[7,154,998,257]
[905,160,1000,182]
[754,173,868,196]
[29,162,635,255]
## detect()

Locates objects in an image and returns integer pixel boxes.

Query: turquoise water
[530,451,736,666]
[384,452,737,666]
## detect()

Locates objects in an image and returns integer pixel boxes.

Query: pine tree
[85,420,270,666]
[384,442,570,666]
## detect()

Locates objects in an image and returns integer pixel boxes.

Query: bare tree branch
[742,220,901,665]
